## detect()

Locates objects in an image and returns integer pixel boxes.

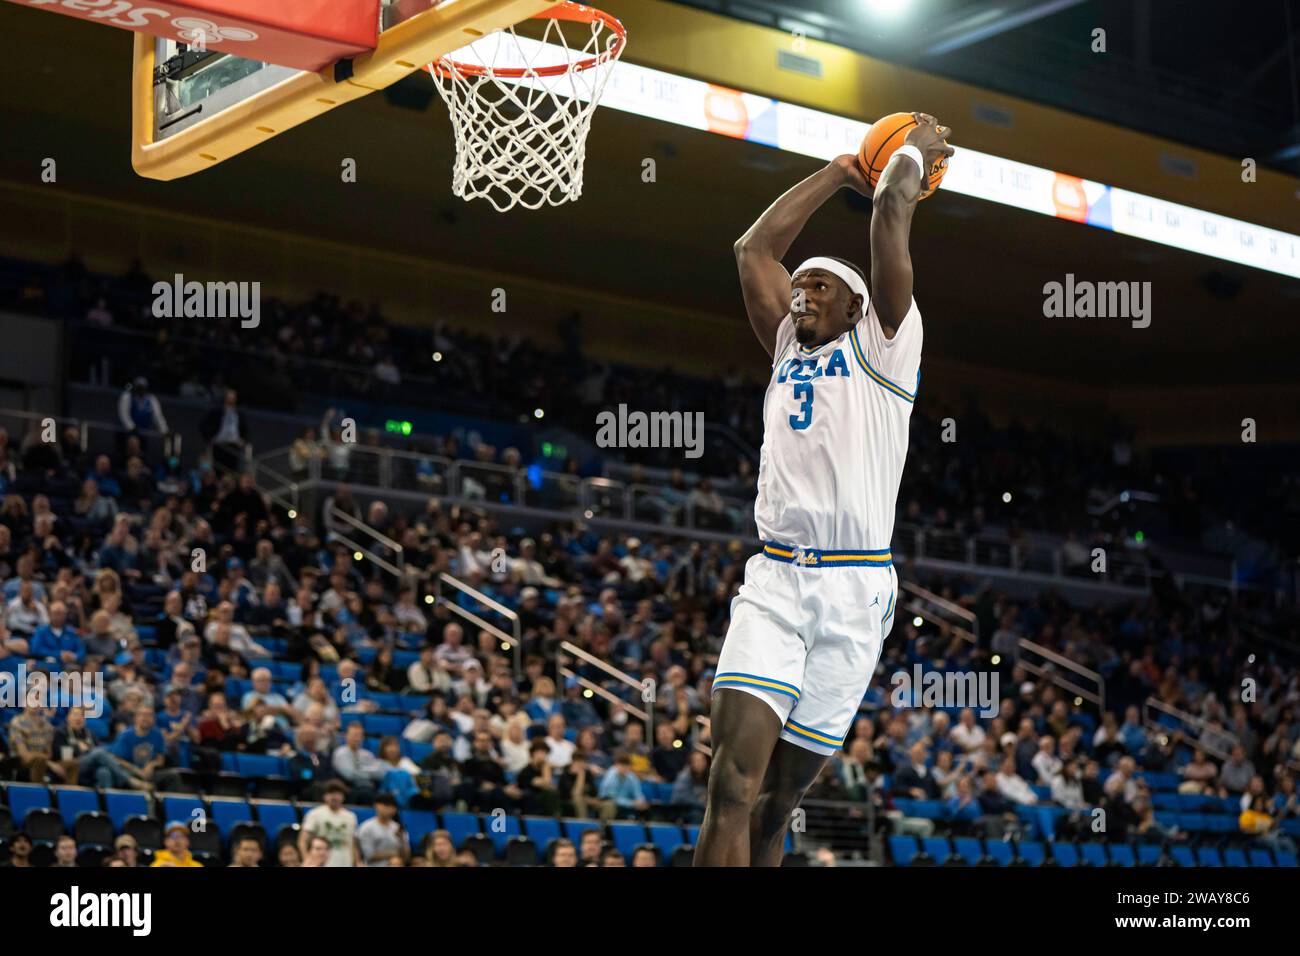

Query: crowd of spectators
[0,405,1297,866]
[5,253,1297,583]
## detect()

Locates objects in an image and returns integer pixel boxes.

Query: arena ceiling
[1,1,1298,390]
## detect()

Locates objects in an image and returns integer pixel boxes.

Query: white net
[428,6,625,212]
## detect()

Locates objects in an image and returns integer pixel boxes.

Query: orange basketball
[857,111,949,199]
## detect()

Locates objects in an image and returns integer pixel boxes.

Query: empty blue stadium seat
[162,795,205,828]
[1274,851,1297,867]
[207,799,254,839]
[85,717,110,740]
[1248,848,1274,867]
[104,791,149,831]
[892,798,915,816]
[251,800,298,840]
[55,787,100,828]
[684,825,700,845]
[1078,843,1108,866]
[392,650,419,669]
[236,754,288,778]
[910,800,944,820]
[647,822,685,857]
[562,818,601,844]
[523,816,561,853]
[1205,814,1237,834]
[1181,813,1208,832]
[351,805,376,827]
[922,837,953,864]
[984,841,1014,866]
[1221,848,1248,866]
[482,813,521,856]
[1196,846,1223,867]
[441,811,480,849]
[367,692,401,712]
[401,810,438,850]
[1109,844,1137,867]
[401,740,433,763]
[4,783,50,823]
[889,835,920,866]
[1136,844,1164,866]
[952,837,984,865]
[1170,846,1196,867]
[399,695,429,714]
[1049,843,1079,867]
[362,714,405,737]
[609,821,646,858]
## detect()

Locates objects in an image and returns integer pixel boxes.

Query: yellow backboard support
[132,0,557,181]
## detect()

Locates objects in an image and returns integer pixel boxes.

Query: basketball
[858,111,949,199]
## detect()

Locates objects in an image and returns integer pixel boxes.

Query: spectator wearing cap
[114,834,143,867]
[152,823,203,867]
[299,780,359,867]
[118,377,169,435]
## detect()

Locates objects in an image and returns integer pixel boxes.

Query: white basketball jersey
[752,297,923,551]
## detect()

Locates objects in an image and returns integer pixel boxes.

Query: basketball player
[694,114,953,866]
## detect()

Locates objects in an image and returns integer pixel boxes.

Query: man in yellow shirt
[150,822,204,867]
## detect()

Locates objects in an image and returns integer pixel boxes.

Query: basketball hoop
[428,1,627,212]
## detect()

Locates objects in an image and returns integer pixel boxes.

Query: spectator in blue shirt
[598,751,648,818]
[1119,705,1147,754]
[560,678,601,730]
[88,455,123,499]
[29,601,84,665]
[113,707,168,780]
[945,776,984,828]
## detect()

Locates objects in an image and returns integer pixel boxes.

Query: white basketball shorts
[713,541,897,756]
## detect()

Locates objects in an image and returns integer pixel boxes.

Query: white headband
[792,257,868,317]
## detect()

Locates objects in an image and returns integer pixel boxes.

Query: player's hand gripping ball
[857,111,952,199]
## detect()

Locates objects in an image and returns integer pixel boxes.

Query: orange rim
[429,1,626,79]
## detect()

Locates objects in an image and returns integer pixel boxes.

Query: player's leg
[695,555,808,866]
[694,687,785,866]
[749,739,830,866]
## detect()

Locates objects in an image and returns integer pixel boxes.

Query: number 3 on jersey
[789,382,813,430]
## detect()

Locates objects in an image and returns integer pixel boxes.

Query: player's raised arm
[734,158,871,358]
[869,114,953,338]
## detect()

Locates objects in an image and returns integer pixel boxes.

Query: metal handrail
[329,505,404,557]
[898,580,980,645]
[331,530,404,580]
[1142,697,1239,764]
[557,640,654,740]
[1017,639,1104,713]
[436,572,522,676]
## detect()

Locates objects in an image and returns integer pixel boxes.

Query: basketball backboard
[132,0,556,180]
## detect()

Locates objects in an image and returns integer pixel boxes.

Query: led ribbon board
[472,32,1300,278]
